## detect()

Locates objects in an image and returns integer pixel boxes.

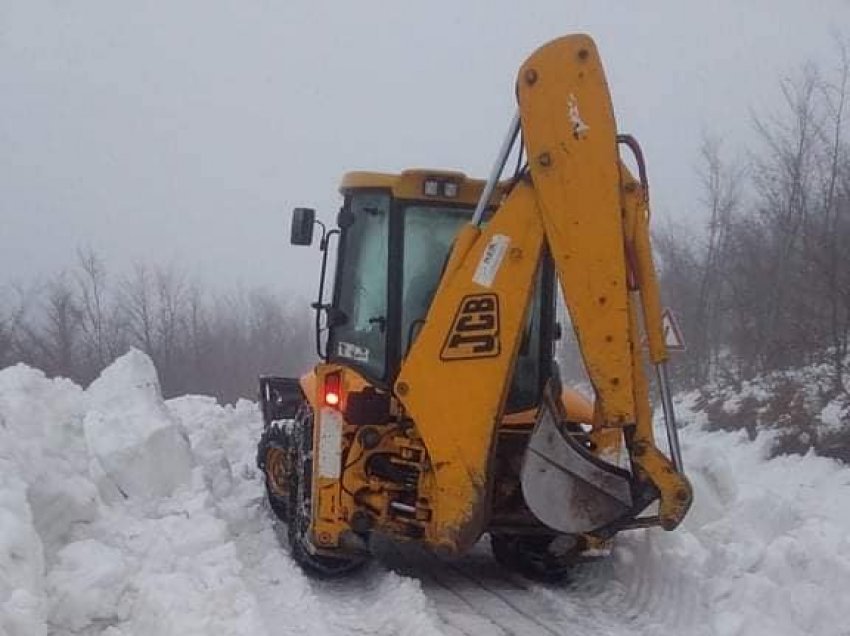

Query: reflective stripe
[317,408,343,479]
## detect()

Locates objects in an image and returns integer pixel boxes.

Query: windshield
[330,192,390,379]
[401,205,471,354]
[329,194,547,404]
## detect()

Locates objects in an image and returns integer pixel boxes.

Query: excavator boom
[395,34,691,553]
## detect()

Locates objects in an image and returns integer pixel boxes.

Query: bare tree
[0,291,13,368]
[120,263,157,359]
[154,266,187,393]
[654,221,704,386]
[13,274,84,378]
[811,39,850,394]
[2,252,313,402]
[693,136,743,383]
[750,66,822,370]
[75,247,110,382]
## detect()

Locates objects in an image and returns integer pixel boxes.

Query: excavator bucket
[521,389,633,534]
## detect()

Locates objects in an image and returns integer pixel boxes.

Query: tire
[258,424,292,522]
[285,405,368,578]
[490,533,584,582]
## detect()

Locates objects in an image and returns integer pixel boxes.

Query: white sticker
[317,408,343,479]
[337,341,370,362]
[473,234,510,288]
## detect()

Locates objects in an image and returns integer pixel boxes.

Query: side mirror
[290,207,316,246]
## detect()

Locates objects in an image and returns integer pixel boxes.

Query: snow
[820,399,849,434]
[0,468,45,636]
[1,349,849,635]
[617,423,850,636]
[83,350,192,502]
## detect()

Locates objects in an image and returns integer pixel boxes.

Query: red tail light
[323,372,342,408]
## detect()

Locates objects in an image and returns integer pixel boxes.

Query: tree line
[658,47,849,391]
[654,46,850,458]
[0,251,314,403]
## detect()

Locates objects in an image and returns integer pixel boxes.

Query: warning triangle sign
[661,308,686,352]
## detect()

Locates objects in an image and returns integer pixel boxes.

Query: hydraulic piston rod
[656,362,684,473]
[471,112,521,227]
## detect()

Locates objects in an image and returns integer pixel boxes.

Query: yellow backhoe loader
[257,33,692,579]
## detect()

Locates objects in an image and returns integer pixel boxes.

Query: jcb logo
[440,294,500,360]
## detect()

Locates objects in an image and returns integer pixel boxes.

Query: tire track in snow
[221,475,705,636]
[439,558,562,636]
[523,532,709,636]
[378,539,594,636]
[379,540,509,636]
[378,532,710,636]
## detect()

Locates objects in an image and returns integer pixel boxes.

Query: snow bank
[0,464,46,636]
[0,352,266,635]
[1,350,849,636]
[45,486,267,635]
[573,407,850,636]
[0,364,89,636]
[84,349,192,501]
[678,428,850,636]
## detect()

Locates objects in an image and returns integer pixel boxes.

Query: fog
[2,0,848,299]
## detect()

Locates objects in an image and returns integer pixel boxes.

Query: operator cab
[294,170,556,413]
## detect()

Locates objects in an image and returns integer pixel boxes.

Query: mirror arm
[314,218,328,249]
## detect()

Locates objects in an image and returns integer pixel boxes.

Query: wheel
[490,533,584,582]
[258,423,293,521]
[286,406,368,578]
[263,442,292,521]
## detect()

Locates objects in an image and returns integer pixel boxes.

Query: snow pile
[0,351,446,636]
[0,351,267,635]
[1,349,849,635]
[43,489,266,634]
[84,350,192,502]
[0,466,46,636]
[0,364,89,636]
[588,420,850,636]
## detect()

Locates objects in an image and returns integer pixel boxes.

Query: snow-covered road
[2,351,849,636]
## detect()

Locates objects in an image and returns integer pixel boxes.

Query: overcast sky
[2,0,849,299]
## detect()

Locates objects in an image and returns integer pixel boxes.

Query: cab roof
[340,169,508,207]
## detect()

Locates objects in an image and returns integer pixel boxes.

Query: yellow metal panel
[622,169,669,365]
[395,182,544,554]
[621,173,693,528]
[518,35,636,427]
[302,364,376,548]
[561,387,593,424]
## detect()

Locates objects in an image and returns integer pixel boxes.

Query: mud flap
[521,396,633,534]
